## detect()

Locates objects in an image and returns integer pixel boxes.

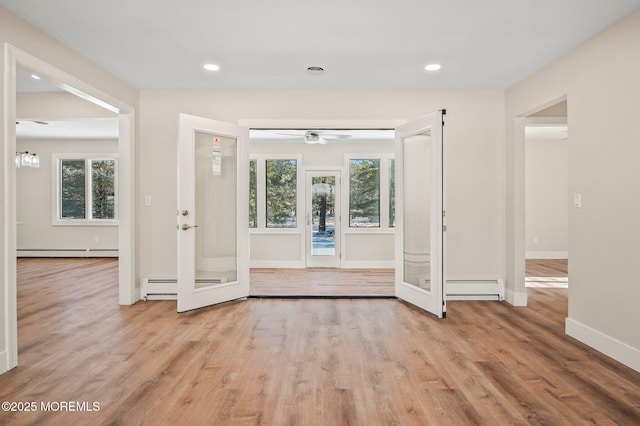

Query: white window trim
[52,153,119,226]
[344,153,395,232]
[250,154,303,233]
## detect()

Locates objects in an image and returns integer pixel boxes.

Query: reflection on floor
[525,259,568,288]
[250,268,394,296]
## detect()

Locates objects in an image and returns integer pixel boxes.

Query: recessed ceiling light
[31,74,41,80]
[307,66,325,75]
[425,64,441,72]
[203,64,220,71]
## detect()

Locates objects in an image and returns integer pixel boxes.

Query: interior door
[394,110,446,317]
[177,113,249,313]
[305,170,341,267]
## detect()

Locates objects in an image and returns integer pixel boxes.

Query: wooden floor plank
[0,258,638,425]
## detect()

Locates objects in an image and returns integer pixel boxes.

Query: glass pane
[389,159,395,228]
[266,159,297,228]
[60,159,86,219]
[349,159,380,227]
[91,160,116,219]
[403,132,431,291]
[249,159,257,228]
[311,176,336,256]
[195,132,237,287]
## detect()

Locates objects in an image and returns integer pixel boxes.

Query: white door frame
[2,44,136,373]
[304,167,342,268]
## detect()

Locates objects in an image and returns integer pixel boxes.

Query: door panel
[177,114,249,313]
[306,170,341,267]
[395,110,446,317]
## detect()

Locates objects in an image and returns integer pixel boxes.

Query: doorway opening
[3,45,135,373]
[523,100,569,290]
[248,127,396,297]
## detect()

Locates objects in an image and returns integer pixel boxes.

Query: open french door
[394,110,446,318]
[177,114,249,313]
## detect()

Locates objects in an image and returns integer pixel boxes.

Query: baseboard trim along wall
[565,317,640,373]
[0,350,8,375]
[505,288,528,306]
[525,251,569,259]
[17,249,118,258]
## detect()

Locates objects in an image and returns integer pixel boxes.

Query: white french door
[305,170,341,267]
[394,110,446,318]
[177,114,249,313]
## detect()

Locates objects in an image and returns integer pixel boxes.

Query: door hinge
[443,225,447,232]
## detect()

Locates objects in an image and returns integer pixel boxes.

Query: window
[389,159,395,227]
[249,159,257,228]
[346,154,394,230]
[249,155,300,230]
[55,154,118,224]
[349,159,380,227]
[266,159,297,228]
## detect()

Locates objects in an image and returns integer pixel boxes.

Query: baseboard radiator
[141,278,178,301]
[445,279,505,301]
[141,278,228,301]
[17,248,118,257]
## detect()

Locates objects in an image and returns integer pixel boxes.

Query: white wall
[139,90,505,283]
[16,138,119,256]
[525,139,568,258]
[506,10,640,370]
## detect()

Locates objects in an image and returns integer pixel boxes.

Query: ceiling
[2,0,640,90]
[16,118,119,139]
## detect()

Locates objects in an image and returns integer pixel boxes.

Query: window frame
[52,153,119,226]
[344,153,395,233]
[249,154,302,234]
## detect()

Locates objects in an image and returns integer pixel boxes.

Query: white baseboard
[250,261,305,269]
[340,260,395,269]
[525,251,568,259]
[565,317,640,373]
[0,350,8,375]
[505,288,528,306]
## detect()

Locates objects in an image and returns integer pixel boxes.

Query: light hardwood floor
[250,268,394,296]
[1,258,639,425]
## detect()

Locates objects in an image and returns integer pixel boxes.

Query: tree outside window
[249,159,257,228]
[58,156,117,222]
[266,159,297,228]
[349,159,380,227]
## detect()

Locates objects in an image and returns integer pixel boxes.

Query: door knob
[181,224,198,230]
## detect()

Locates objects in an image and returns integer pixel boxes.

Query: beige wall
[16,138,119,255]
[506,10,640,368]
[139,90,505,281]
[525,139,568,257]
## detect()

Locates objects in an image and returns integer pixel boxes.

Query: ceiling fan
[275,130,352,145]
